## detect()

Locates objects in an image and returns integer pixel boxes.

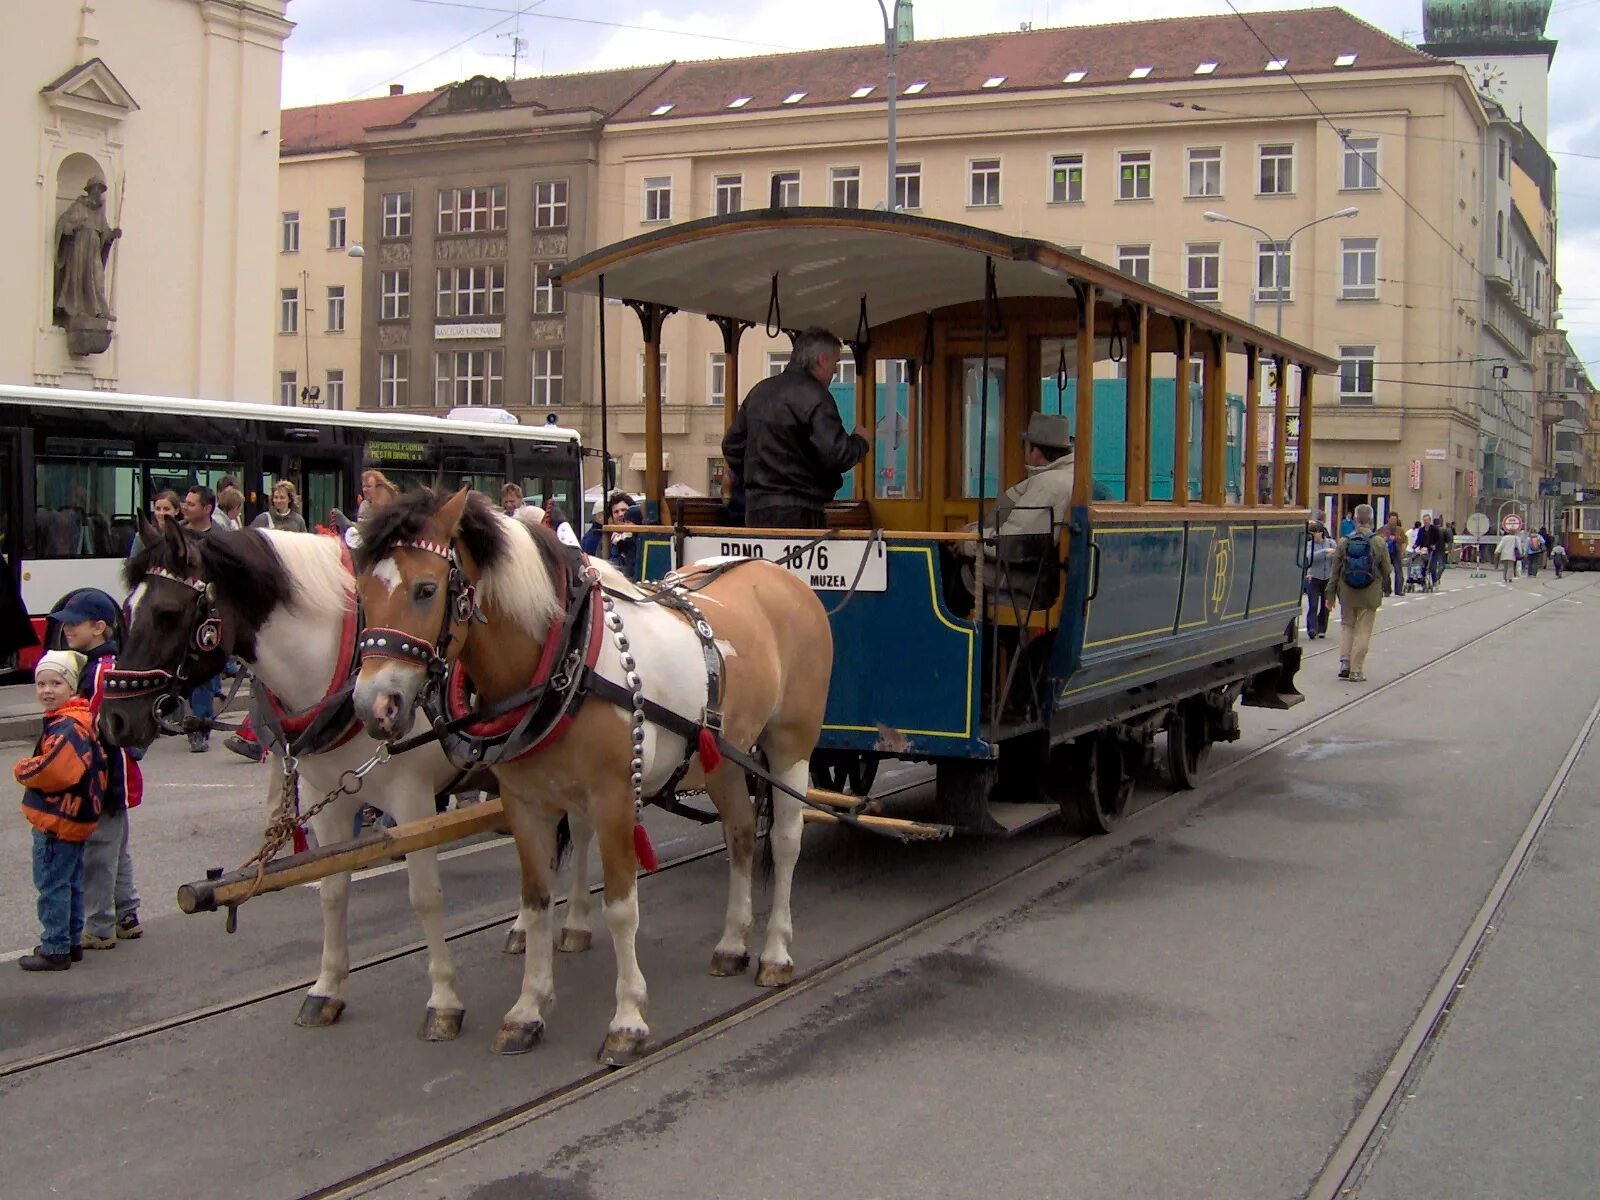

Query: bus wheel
[1165,701,1213,790]
[1053,733,1135,835]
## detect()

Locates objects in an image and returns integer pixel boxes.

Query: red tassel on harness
[698,728,723,772]
[291,826,309,855]
[632,823,659,873]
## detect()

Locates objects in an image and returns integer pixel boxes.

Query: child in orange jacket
[16,650,107,971]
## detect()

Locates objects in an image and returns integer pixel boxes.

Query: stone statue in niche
[53,175,120,356]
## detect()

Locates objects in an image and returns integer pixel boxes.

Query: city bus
[1,385,582,673]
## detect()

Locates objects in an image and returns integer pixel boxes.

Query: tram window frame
[958,357,1004,500]
[874,359,920,500]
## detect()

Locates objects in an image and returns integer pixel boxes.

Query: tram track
[301,574,1600,1200]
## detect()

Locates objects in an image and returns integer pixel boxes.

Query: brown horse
[349,488,833,1062]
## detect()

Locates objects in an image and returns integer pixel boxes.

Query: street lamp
[873,0,902,209]
[1203,206,1359,335]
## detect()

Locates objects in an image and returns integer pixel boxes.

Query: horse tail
[555,813,572,867]
[750,755,776,891]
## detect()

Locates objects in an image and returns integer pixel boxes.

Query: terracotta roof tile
[502,64,672,115]
[280,91,438,155]
[613,8,1438,121]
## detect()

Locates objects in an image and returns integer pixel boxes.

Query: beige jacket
[983,454,1076,541]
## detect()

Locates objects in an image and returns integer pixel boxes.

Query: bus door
[259,445,357,528]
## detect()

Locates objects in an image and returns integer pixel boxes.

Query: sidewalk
[0,679,253,743]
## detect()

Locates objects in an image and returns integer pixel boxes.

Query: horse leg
[755,760,807,988]
[558,808,594,953]
[503,908,528,955]
[595,796,649,1066]
[706,767,756,977]
[493,794,560,1055]
[296,794,363,1027]
[389,778,466,1039]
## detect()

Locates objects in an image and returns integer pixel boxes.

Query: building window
[830,166,861,208]
[278,370,297,406]
[1050,153,1084,203]
[327,207,347,250]
[895,162,921,210]
[715,174,743,216]
[1185,242,1221,302]
[969,158,1001,207]
[1117,150,1152,200]
[1497,138,1507,181]
[533,262,564,314]
[643,176,672,223]
[435,349,504,407]
[1340,237,1378,300]
[1186,147,1222,197]
[637,352,669,400]
[279,287,299,334]
[1116,244,1151,282]
[531,348,563,406]
[379,269,410,321]
[1342,137,1379,190]
[834,357,857,387]
[436,265,505,318]
[1338,345,1375,405]
[281,211,300,253]
[1496,210,1505,259]
[1259,143,1294,194]
[381,192,412,239]
[708,456,726,496]
[534,180,569,229]
[437,184,507,234]
[378,351,408,407]
[1256,241,1291,302]
[324,369,345,410]
[771,170,800,207]
[709,352,727,407]
[325,285,346,332]
[766,351,787,377]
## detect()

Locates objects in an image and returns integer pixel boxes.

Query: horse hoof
[295,994,346,1028]
[598,1028,648,1067]
[556,927,592,953]
[492,1020,544,1055]
[419,1007,465,1042]
[708,950,750,977]
[502,927,526,955]
[755,960,794,988]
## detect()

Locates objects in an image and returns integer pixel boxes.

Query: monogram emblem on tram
[1208,534,1234,620]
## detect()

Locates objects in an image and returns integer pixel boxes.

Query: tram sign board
[682,535,888,593]
[1502,513,1524,533]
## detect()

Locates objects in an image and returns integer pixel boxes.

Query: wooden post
[1202,331,1226,506]
[1244,345,1260,505]
[854,343,875,501]
[1125,304,1150,505]
[643,308,665,516]
[1272,354,1289,507]
[711,316,749,501]
[1172,318,1191,506]
[1073,285,1097,508]
[1296,366,1315,509]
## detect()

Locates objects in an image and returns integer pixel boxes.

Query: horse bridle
[356,539,482,689]
[101,566,227,706]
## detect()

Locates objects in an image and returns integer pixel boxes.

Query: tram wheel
[1165,702,1213,790]
[1052,733,1135,835]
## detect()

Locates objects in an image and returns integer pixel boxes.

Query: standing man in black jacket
[722,327,869,529]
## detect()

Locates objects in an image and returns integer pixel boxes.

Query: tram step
[985,801,1060,835]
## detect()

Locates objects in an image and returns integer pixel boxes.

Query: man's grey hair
[789,326,843,373]
[1354,503,1375,528]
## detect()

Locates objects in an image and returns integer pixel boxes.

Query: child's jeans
[33,830,86,956]
[83,806,139,940]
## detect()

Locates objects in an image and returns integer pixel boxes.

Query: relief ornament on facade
[53,174,120,356]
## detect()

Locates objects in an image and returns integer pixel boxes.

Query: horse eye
[414,581,438,602]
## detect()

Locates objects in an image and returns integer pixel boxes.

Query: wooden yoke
[1125,303,1151,505]
[1072,283,1097,508]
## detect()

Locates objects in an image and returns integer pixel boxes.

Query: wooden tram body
[1559,503,1600,570]
[561,211,1337,835]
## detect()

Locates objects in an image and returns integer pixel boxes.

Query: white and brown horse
[98,516,596,1040]
[350,488,833,1061]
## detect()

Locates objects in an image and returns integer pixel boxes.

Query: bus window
[875,359,920,500]
[960,357,1004,499]
[33,438,141,558]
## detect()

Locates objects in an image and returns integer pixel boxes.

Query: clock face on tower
[1477,62,1509,102]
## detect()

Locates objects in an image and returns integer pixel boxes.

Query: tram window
[32,455,142,558]
[960,358,1004,499]
[1038,340,1126,501]
[874,359,920,500]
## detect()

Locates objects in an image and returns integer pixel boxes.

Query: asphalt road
[0,570,1594,1200]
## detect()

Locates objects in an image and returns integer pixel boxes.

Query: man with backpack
[1325,503,1393,683]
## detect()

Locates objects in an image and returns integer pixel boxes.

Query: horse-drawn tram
[560,208,1336,837]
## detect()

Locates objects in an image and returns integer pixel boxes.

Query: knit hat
[35,650,86,691]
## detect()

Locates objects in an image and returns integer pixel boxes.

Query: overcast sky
[281,0,1600,372]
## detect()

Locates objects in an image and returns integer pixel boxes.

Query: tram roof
[561,209,1338,372]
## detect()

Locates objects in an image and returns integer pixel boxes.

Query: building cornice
[198,0,293,48]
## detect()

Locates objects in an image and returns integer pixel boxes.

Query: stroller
[1404,548,1432,593]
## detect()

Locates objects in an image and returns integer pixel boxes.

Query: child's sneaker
[116,914,142,940]
[82,934,117,950]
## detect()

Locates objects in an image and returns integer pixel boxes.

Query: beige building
[4,0,291,398]
[277,88,433,409]
[594,10,1491,522]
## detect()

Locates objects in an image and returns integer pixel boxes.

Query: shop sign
[1408,458,1423,490]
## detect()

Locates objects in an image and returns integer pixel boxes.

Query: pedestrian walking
[1494,528,1521,584]
[16,650,105,971]
[1326,503,1392,683]
[1304,524,1334,638]
[1525,529,1544,577]
[1382,514,1404,596]
[1552,541,1568,578]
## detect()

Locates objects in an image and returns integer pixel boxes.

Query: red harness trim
[265,541,362,749]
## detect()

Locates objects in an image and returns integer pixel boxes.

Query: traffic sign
[1465,512,1490,536]
[1502,513,1524,533]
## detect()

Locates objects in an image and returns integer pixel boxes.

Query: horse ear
[136,512,160,548]
[436,487,473,539]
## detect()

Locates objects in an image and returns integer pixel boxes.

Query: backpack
[1342,532,1377,589]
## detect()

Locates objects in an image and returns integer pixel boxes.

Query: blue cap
[49,590,122,627]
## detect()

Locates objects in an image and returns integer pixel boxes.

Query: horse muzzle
[353,662,424,742]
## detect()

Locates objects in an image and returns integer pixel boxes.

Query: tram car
[560,210,1334,837]
[1559,502,1600,570]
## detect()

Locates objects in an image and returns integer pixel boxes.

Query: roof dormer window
[1062,70,1087,84]
[727,96,752,109]
[782,91,807,104]
[649,103,675,116]
[904,80,928,94]
[1195,61,1218,75]
[1334,53,1358,67]
[983,75,1006,88]
[1265,57,1288,72]
[1129,66,1153,79]
[851,85,875,98]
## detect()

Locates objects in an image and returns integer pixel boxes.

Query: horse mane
[122,517,195,589]
[256,529,354,617]
[197,529,296,639]
[356,488,562,633]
